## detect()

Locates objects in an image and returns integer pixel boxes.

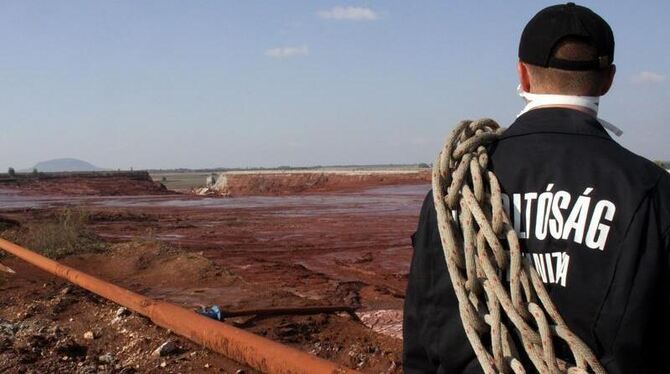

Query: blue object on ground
[197,305,222,321]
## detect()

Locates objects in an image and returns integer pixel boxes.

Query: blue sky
[0,1,668,170]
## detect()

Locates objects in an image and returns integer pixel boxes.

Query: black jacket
[403,108,670,374]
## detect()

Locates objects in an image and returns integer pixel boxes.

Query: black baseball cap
[519,2,614,71]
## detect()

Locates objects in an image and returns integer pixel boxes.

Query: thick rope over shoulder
[432,119,606,374]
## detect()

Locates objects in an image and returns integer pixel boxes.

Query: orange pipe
[0,238,360,374]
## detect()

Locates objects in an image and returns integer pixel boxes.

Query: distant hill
[28,158,105,172]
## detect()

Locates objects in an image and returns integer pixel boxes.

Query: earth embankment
[0,171,168,196]
[211,170,431,196]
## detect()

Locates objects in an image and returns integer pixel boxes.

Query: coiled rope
[432,119,606,374]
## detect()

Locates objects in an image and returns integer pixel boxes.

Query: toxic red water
[2,183,431,327]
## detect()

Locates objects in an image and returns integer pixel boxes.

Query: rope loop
[431,119,606,374]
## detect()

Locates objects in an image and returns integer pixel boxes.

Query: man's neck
[518,87,601,119]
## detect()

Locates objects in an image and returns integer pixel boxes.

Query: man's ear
[599,64,616,96]
[518,61,531,92]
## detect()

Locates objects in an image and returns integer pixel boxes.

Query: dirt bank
[0,248,257,374]
[0,171,168,196]
[0,240,402,373]
[210,170,431,196]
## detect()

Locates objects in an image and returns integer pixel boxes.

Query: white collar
[517,85,623,137]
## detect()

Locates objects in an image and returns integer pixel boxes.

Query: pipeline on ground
[0,238,360,374]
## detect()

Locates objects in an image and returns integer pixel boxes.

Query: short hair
[525,38,612,96]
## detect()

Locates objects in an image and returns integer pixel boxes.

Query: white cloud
[264,45,309,59]
[631,71,666,84]
[317,6,378,21]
